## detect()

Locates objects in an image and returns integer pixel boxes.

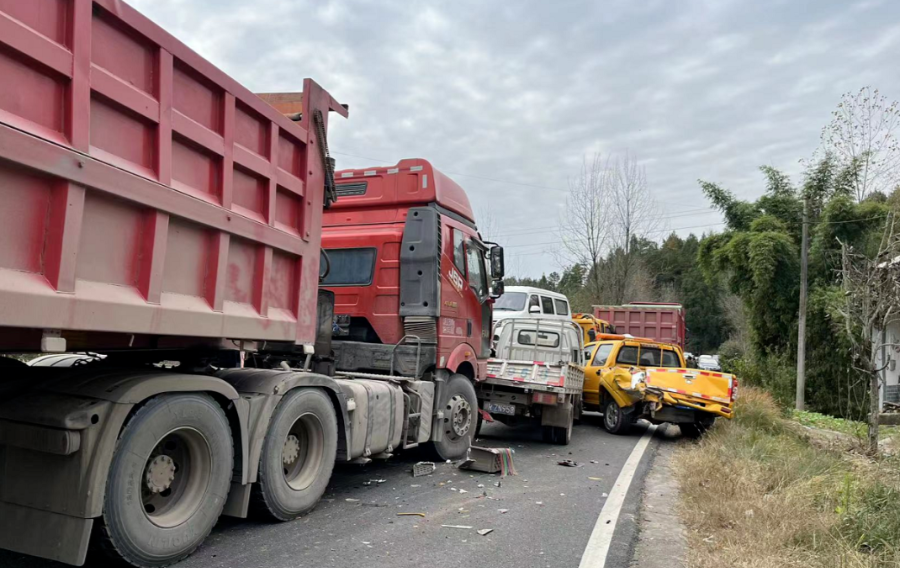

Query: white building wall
[876,321,900,407]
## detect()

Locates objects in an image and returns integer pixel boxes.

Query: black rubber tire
[541,425,555,443]
[251,388,338,521]
[474,408,484,439]
[431,374,477,461]
[98,393,233,568]
[555,423,572,445]
[602,398,633,435]
[680,423,703,439]
[573,396,584,425]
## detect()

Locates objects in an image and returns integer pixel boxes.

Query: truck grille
[404,316,437,343]
[335,182,367,197]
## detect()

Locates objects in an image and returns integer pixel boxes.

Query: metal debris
[413,462,436,477]
[441,525,473,529]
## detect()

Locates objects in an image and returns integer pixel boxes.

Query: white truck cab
[492,286,571,323]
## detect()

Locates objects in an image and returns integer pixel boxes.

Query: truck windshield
[494,292,526,311]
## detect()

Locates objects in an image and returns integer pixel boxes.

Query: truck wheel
[252,388,338,521]
[99,393,233,567]
[474,409,484,439]
[602,398,632,435]
[679,423,703,439]
[542,422,573,445]
[432,374,477,461]
[573,397,584,425]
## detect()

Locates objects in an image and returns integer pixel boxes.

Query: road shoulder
[630,427,687,568]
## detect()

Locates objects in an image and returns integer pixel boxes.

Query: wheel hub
[448,395,472,438]
[606,405,619,428]
[283,434,300,465]
[145,454,176,494]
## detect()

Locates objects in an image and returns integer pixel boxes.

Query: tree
[559,153,611,301]
[836,215,900,454]
[821,87,900,202]
[476,205,500,243]
[606,152,659,303]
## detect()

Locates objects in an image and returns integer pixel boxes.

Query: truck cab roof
[324,158,475,226]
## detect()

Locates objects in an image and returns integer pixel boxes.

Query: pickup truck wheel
[431,374,477,461]
[602,398,633,435]
[252,389,338,521]
[679,423,703,439]
[98,394,233,567]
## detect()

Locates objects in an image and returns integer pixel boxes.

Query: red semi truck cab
[321,159,504,380]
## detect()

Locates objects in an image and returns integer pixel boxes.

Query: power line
[490,206,719,239]
[332,149,715,214]
[502,221,727,250]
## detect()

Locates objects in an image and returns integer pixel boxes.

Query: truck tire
[98,393,233,568]
[573,396,584,425]
[542,423,572,445]
[679,423,703,439]
[252,388,338,521]
[432,374,477,461]
[602,398,633,435]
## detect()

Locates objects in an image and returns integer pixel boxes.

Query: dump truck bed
[0,0,345,350]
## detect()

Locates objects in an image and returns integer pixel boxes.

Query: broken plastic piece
[477,529,494,536]
[413,462,436,477]
[441,525,473,529]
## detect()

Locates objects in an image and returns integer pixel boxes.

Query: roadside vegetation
[675,388,900,567]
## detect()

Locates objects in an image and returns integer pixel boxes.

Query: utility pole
[796,196,809,411]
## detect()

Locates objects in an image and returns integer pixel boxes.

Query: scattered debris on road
[345,498,360,502]
[477,529,494,536]
[459,446,517,475]
[557,459,578,467]
[498,508,509,514]
[397,512,425,518]
[413,462,436,477]
[588,477,602,481]
[441,525,474,530]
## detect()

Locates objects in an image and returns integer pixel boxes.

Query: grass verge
[674,387,900,567]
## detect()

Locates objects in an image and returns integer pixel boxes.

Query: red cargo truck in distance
[321,159,506,458]
[593,302,686,349]
[0,2,502,567]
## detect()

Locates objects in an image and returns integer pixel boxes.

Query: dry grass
[674,388,900,568]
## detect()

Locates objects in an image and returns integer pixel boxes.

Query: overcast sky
[133,0,900,277]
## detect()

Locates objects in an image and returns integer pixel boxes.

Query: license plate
[487,403,515,416]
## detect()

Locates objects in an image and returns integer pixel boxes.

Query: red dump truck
[593,302,686,349]
[0,2,503,566]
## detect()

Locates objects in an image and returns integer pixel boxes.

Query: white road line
[579,425,658,568]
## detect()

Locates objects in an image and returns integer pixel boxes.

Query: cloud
[129,0,900,276]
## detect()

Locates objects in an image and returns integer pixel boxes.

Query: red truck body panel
[0,0,345,350]
[593,302,686,349]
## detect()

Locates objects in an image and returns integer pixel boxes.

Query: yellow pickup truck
[582,337,736,437]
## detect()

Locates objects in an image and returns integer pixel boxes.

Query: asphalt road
[0,413,667,568]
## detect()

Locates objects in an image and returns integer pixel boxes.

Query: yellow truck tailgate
[641,367,736,412]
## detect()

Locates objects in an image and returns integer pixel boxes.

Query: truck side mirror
[490,245,504,279]
[529,305,541,314]
[491,279,505,299]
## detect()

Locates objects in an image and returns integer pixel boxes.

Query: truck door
[464,239,491,357]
